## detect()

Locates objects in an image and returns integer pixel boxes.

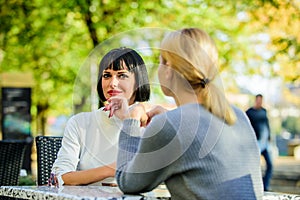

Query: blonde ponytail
[161,28,237,125]
[199,82,236,125]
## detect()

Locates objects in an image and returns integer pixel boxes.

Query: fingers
[146,105,168,124]
[104,98,122,118]
[103,97,129,119]
[140,113,149,127]
[103,98,159,127]
[109,104,120,118]
[129,104,148,124]
[147,105,167,118]
[102,182,118,187]
[103,100,120,118]
[47,173,59,187]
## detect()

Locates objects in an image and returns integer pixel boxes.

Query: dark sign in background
[1,87,32,173]
[1,87,31,140]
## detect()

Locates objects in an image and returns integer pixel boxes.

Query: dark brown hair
[97,47,150,107]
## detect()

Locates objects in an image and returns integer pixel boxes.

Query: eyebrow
[103,70,129,74]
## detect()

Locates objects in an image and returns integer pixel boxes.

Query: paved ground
[262,156,300,194]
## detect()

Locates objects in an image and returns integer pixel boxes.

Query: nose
[110,75,119,88]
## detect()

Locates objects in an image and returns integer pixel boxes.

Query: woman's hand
[130,103,148,127]
[105,96,148,127]
[104,96,130,119]
[48,173,59,187]
[146,105,168,124]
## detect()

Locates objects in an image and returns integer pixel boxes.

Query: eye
[118,73,129,79]
[102,73,111,79]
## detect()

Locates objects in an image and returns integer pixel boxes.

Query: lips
[107,90,122,96]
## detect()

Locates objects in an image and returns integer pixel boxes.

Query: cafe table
[1,185,300,200]
[0,185,170,200]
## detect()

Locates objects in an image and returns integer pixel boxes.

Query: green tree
[1,0,299,135]
[282,116,300,136]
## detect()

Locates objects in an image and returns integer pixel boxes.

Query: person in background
[108,28,263,199]
[49,47,150,187]
[246,94,273,191]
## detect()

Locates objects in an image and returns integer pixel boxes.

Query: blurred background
[0,0,299,193]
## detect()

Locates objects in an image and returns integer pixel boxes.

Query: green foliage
[0,0,299,135]
[19,175,36,186]
[282,116,300,136]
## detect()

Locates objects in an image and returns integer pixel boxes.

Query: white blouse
[51,108,123,186]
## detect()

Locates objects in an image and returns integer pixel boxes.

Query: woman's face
[102,68,136,105]
[158,55,172,96]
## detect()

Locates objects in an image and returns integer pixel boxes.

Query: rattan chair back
[35,136,62,185]
[0,140,28,186]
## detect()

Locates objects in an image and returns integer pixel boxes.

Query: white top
[51,108,123,186]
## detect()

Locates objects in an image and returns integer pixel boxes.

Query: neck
[254,105,262,109]
[168,75,201,107]
[173,89,199,106]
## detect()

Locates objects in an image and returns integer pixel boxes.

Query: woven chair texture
[35,136,62,185]
[0,140,28,186]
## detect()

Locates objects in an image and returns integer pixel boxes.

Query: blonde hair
[160,28,236,125]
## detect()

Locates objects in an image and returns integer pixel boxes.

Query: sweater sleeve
[116,117,180,194]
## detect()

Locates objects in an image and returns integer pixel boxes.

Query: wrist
[104,165,115,177]
[129,105,145,120]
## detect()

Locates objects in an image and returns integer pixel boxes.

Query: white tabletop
[0,185,299,200]
[0,185,170,200]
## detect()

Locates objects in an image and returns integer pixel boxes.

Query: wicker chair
[35,136,62,185]
[0,140,28,186]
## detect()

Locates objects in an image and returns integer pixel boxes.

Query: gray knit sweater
[116,103,263,200]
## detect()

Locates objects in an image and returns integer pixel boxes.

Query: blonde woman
[109,28,263,199]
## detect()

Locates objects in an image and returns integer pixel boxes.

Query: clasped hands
[103,96,167,127]
[48,98,166,188]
